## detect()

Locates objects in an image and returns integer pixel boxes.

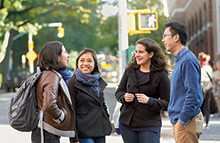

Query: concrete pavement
[1,115,220,143]
[1,89,220,142]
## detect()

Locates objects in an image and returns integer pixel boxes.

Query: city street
[1,87,220,143]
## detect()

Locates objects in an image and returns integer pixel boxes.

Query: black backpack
[8,71,42,132]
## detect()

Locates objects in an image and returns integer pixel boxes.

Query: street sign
[25,50,37,62]
[127,9,158,36]
[138,12,158,30]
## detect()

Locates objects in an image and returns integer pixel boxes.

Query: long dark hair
[75,48,100,74]
[127,38,169,73]
[37,41,66,71]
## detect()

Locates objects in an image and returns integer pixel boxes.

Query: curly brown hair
[127,38,170,73]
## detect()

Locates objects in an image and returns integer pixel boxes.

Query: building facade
[165,0,220,66]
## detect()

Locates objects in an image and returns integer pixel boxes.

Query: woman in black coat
[115,38,170,143]
[67,48,112,143]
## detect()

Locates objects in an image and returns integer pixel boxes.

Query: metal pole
[118,0,128,78]
[28,33,34,73]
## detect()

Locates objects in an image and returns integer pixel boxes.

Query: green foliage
[127,0,170,55]
[96,0,170,57]
[68,50,78,69]
[98,15,118,55]
[0,72,2,88]
[0,0,101,67]
[0,0,171,77]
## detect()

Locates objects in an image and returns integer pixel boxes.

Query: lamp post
[118,0,128,78]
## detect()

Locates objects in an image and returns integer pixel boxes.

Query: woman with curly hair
[115,38,170,143]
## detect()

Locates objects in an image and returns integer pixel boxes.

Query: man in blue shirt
[162,22,203,143]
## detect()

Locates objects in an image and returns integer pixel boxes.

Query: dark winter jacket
[115,68,170,127]
[67,74,112,142]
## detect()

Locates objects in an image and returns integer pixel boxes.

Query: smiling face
[135,44,153,68]
[162,27,176,53]
[58,46,69,67]
[78,52,95,74]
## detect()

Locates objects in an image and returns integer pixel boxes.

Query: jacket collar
[127,68,161,85]
[74,75,107,103]
[174,46,188,62]
[127,68,150,85]
[51,70,72,106]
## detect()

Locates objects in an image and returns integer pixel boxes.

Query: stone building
[165,0,220,66]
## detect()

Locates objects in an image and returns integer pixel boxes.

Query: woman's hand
[124,93,135,102]
[136,93,149,104]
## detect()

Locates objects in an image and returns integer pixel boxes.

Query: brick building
[165,0,220,66]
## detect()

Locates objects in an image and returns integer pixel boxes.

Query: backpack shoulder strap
[51,69,72,106]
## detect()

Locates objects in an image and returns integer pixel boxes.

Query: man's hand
[177,121,186,129]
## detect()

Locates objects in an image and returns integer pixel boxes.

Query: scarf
[58,69,72,84]
[75,68,101,97]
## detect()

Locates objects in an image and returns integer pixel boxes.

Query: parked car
[4,69,30,92]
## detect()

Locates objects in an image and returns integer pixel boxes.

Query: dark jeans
[79,137,105,143]
[120,128,160,143]
[31,127,60,143]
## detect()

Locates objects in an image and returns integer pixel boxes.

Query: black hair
[75,48,100,74]
[164,22,188,45]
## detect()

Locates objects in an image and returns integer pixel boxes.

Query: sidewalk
[1,88,220,142]
[1,116,220,143]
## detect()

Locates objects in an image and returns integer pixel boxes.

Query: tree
[127,0,169,53]
[98,15,118,55]
[97,0,170,56]
[0,0,100,87]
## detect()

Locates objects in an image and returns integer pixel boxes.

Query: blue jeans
[120,128,160,143]
[79,137,105,143]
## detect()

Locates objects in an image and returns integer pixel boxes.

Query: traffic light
[127,13,135,31]
[138,12,158,30]
[127,9,158,35]
[57,26,65,38]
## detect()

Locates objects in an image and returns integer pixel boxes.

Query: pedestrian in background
[162,22,203,143]
[67,48,112,143]
[213,61,220,117]
[115,37,170,143]
[198,52,218,129]
[32,41,76,143]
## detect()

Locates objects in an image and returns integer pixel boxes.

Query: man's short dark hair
[164,22,188,45]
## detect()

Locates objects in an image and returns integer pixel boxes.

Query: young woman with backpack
[32,41,76,143]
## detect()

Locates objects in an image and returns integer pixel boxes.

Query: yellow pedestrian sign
[26,50,37,62]
[127,9,158,35]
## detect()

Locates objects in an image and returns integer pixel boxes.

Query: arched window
[199,8,202,30]
[188,20,191,39]
[195,13,198,32]
[192,18,194,36]
[209,0,212,22]
[203,2,207,28]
